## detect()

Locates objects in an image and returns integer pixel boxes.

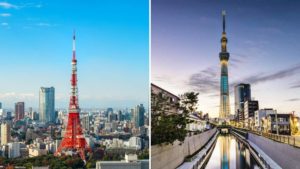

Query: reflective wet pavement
[205,135,260,169]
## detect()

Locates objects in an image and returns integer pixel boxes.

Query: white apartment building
[254,108,275,131]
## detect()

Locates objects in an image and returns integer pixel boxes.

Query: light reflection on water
[205,135,260,169]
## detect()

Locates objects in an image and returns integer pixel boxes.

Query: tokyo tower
[55,32,90,161]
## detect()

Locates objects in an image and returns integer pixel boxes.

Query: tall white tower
[219,10,230,118]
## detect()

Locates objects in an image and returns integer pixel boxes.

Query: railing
[232,127,300,148]
[247,130,300,148]
[232,129,281,169]
[261,132,300,148]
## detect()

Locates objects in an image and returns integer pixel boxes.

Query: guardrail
[237,129,300,148]
[231,130,280,169]
[232,127,300,148]
[260,132,300,148]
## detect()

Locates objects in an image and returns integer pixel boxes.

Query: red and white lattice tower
[55,32,90,161]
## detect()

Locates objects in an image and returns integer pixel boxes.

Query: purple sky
[152,0,300,117]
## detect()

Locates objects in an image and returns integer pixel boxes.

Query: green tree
[138,149,149,159]
[151,90,199,145]
[24,162,32,169]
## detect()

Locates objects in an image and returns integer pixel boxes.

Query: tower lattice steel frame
[55,32,91,161]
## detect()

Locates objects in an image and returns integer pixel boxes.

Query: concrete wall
[151,128,217,169]
[248,133,300,169]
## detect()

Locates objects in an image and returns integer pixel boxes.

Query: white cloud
[0,92,35,99]
[36,22,51,27]
[0,2,43,9]
[20,2,43,9]
[1,22,8,26]
[0,13,11,17]
[0,2,18,9]
[36,22,57,27]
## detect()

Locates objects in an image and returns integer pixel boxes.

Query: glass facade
[135,104,145,127]
[234,83,251,118]
[39,87,55,123]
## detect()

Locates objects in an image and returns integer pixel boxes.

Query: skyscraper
[39,87,55,123]
[15,102,24,121]
[219,10,231,118]
[134,104,145,128]
[118,110,123,121]
[1,123,10,145]
[234,83,251,121]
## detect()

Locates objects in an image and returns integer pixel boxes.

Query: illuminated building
[234,83,251,121]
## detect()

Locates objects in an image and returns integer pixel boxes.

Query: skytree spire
[222,10,226,33]
[221,10,228,53]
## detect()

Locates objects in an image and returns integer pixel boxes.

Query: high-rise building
[234,83,251,121]
[1,123,10,145]
[106,108,113,118]
[134,104,145,128]
[219,10,230,119]
[0,102,2,109]
[6,112,12,119]
[7,142,20,158]
[244,100,259,128]
[118,110,123,121]
[39,87,55,123]
[130,108,135,122]
[15,102,25,121]
[81,114,90,132]
[108,112,117,122]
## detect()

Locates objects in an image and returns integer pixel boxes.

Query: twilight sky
[152,0,300,117]
[0,0,149,110]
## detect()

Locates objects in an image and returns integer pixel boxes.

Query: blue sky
[0,0,149,110]
[152,0,300,117]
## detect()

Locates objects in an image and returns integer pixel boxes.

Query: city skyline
[152,0,300,117]
[0,0,149,109]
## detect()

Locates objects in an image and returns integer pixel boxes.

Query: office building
[15,102,25,121]
[39,87,55,123]
[134,104,145,128]
[244,100,259,129]
[81,114,90,132]
[7,142,20,158]
[1,123,10,145]
[118,110,123,121]
[234,83,251,121]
